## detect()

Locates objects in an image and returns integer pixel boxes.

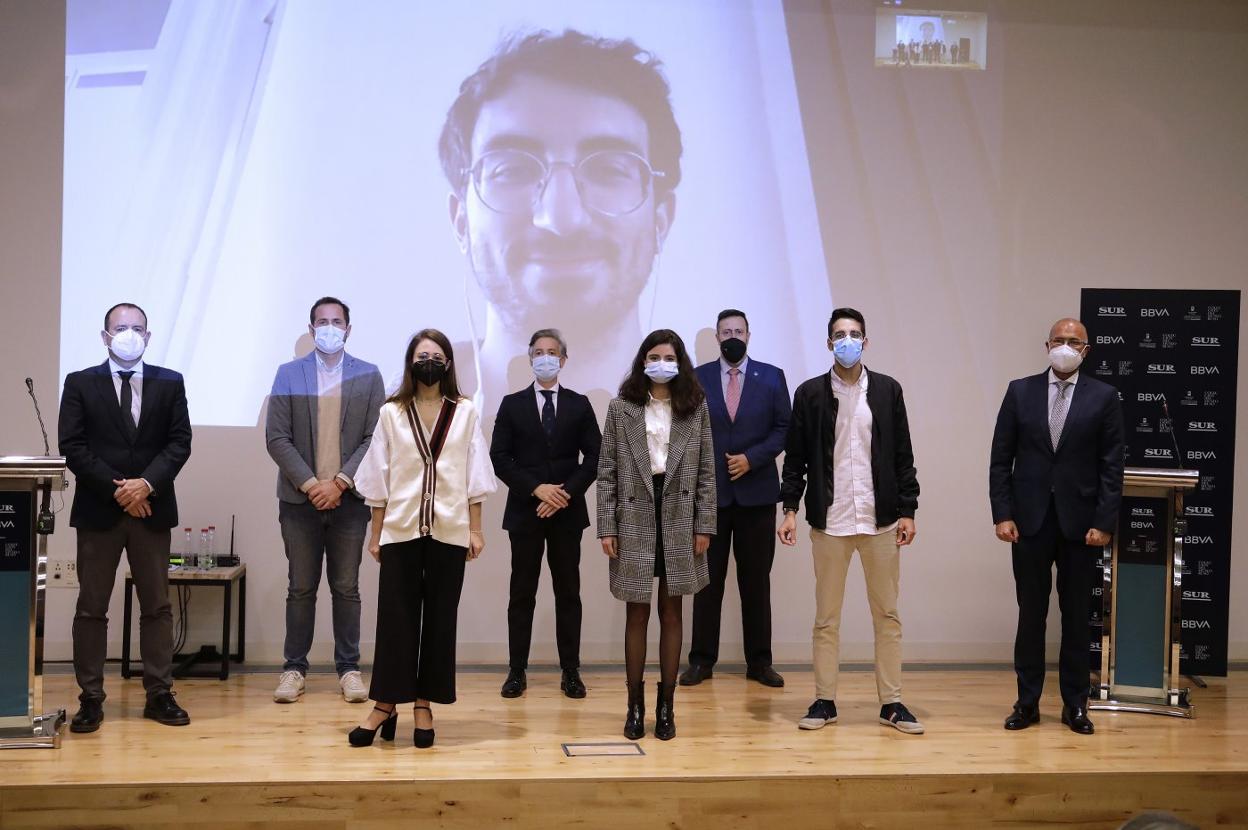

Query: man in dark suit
[990,317,1125,735]
[265,296,386,705]
[490,329,601,699]
[681,309,790,688]
[58,302,192,732]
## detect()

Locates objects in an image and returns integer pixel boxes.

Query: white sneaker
[274,670,305,703]
[340,670,368,703]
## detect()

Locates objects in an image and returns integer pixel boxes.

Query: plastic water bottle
[208,526,217,567]
[198,528,212,570]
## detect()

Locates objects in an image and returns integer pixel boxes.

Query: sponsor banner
[1081,289,1238,677]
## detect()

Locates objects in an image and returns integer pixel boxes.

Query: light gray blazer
[265,352,386,504]
[597,397,717,602]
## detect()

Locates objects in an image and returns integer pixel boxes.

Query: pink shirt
[823,369,898,537]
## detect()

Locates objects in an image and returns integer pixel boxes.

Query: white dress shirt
[534,381,560,419]
[644,394,673,475]
[108,357,143,425]
[823,368,898,537]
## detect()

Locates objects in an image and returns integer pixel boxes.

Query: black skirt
[653,473,666,579]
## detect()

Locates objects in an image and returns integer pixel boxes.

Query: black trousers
[689,502,777,669]
[507,524,583,671]
[74,516,174,703]
[1012,498,1095,709]
[369,537,467,705]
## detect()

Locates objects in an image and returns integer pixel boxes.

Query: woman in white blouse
[597,329,717,741]
[348,329,496,749]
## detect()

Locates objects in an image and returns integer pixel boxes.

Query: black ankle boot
[654,682,676,741]
[623,681,645,740]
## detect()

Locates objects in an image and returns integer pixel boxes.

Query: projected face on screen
[440,31,680,407]
[60,4,830,426]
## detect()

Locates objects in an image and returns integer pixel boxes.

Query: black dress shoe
[561,669,587,699]
[746,665,785,688]
[1061,705,1094,735]
[1004,704,1040,731]
[500,668,526,698]
[143,691,190,726]
[70,700,104,734]
[678,663,713,686]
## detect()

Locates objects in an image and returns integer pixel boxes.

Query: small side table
[121,564,247,680]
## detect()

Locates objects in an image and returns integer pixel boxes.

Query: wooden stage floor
[1,668,1245,828]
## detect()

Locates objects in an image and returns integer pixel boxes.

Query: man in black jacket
[490,329,601,699]
[58,302,192,732]
[990,318,1124,735]
[778,308,923,734]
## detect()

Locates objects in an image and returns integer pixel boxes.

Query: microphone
[1161,394,1185,469]
[25,377,56,534]
[25,377,51,456]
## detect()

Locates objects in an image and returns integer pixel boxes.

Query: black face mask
[411,359,447,388]
[719,337,747,364]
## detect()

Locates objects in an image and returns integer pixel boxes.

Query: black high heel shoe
[348,705,397,747]
[413,704,435,748]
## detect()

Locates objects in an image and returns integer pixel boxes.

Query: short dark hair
[388,328,462,407]
[528,328,568,357]
[716,309,749,330]
[439,29,683,199]
[104,302,147,331]
[828,307,866,338]
[310,296,350,326]
[618,329,704,420]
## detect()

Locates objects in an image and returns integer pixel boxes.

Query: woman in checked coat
[597,329,717,741]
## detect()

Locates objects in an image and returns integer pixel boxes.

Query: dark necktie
[540,390,556,440]
[119,370,138,439]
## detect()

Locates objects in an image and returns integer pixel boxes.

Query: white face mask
[1048,344,1085,374]
[314,324,346,355]
[532,354,561,383]
[108,329,146,362]
[644,360,680,384]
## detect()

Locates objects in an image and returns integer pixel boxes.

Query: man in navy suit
[490,329,601,699]
[990,317,1125,735]
[58,302,193,733]
[680,309,790,687]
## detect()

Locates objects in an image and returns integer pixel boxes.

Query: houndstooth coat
[596,397,717,602]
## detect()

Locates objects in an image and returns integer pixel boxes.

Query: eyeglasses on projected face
[465,149,665,218]
[1048,337,1088,349]
[829,331,865,342]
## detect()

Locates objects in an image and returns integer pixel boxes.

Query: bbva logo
[1138,393,1165,402]
[1191,366,1220,375]
[1140,308,1170,317]
[0,520,14,529]
[1187,450,1216,461]
[1181,619,1212,629]
[1183,535,1214,545]
[1096,335,1125,344]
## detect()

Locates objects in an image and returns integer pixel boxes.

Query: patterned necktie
[726,367,741,422]
[1049,380,1071,450]
[118,370,138,439]
[540,389,556,440]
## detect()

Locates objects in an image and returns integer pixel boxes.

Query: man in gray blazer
[265,297,386,703]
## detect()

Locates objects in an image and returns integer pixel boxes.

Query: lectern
[0,456,68,748]
[1091,466,1199,718]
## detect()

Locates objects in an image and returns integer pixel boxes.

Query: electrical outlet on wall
[48,559,78,588]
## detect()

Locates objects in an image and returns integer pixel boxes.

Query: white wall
[1,0,1245,674]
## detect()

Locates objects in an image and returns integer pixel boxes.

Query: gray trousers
[73,516,174,703]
